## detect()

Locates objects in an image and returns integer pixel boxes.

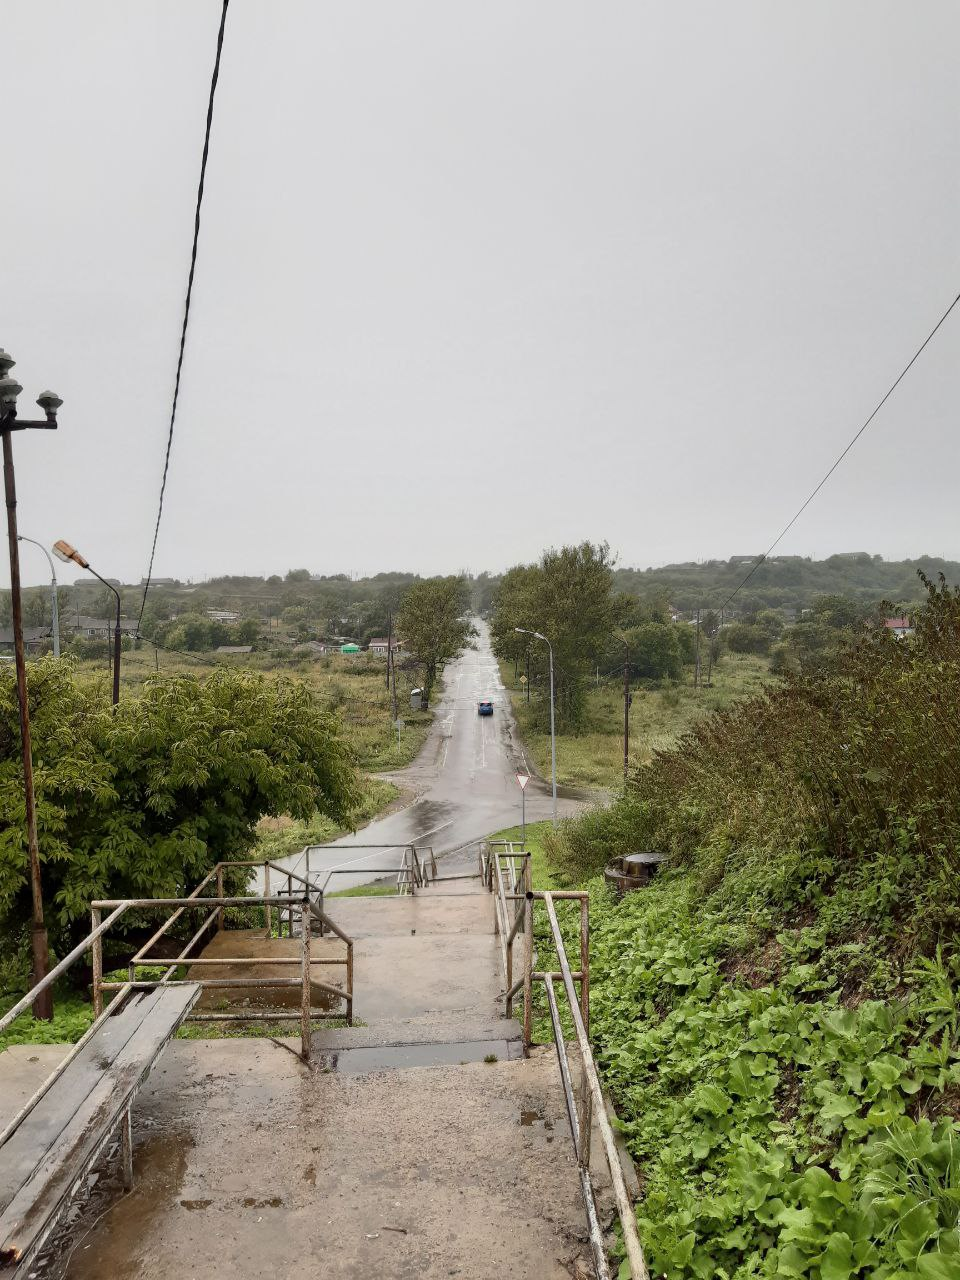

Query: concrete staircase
[61,872,614,1280]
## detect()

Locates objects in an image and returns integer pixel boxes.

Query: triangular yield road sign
[516,773,530,790]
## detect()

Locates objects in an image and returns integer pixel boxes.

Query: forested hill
[611,553,960,613]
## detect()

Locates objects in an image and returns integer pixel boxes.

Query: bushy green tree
[398,576,474,706]
[491,542,614,729]
[725,622,773,656]
[0,662,358,943]
[232,618,260,645]
[626,622,686,681]
[163,615,229,651]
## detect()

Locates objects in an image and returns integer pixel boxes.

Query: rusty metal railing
[479,845,649,1280]
[89,856,356,1053]
[483,841,533,1030]
[535,891,649,1280]
[0,869,346,1164]
[274,843,439,897]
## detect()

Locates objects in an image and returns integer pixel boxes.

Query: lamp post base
[31,925,53,1021]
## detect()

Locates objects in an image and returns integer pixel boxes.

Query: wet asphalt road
[272,618,587,891]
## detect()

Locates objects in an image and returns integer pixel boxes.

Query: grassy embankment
[495,589,960,1278]
[499,652,770,790]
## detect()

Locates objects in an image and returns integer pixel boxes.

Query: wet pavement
[270,618,589,891]
[63,1042,608,1280]
[53,873,614,1277]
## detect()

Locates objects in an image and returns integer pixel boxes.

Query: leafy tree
[810,594,872,630]
[285,568,312,583]
[725,622,773,656]
[492,542,614,729]
[233,618,260,645]
[0,661,358,944]
[398,576,474,707]
[22,591,49,629]
[625,623,686,681]
[163,614,227,651]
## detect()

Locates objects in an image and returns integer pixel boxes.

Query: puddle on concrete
[519,1109,554,1130]
[190,930,342,1014]
[317,1038,522,1074]
[31,1126,194,1279]
[243,1196,284,1208]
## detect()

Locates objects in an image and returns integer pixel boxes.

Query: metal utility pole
[18,536,60,657]
[0,350,63,1019]
[525,648,530,703]
[385,611,393,690]
[694,608,702,689]
[515,627,557,827]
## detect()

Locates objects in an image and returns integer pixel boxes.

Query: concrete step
[313,1013,521,1054]
[313,1037,524,1073]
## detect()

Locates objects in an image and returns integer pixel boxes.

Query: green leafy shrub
[588,878,960,1279]
[0,662,359,945]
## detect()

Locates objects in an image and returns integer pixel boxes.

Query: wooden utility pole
[525,647,530,702]
[385,611,393,690]
[623,655,631,784]
[389,643,399,722]
[705,612,714,687]
[694,608,702,688]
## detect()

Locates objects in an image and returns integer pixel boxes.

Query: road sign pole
[516,772,530,847]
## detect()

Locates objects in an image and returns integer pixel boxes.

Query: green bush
[0,662,359,945]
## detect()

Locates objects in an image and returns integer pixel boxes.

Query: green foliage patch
[0,662,359,946]
[588,879,960,1279]
[542,579,960,1276]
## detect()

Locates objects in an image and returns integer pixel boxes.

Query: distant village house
[367,638,405,657]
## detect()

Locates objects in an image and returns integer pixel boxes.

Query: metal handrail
[490,844,531,1021]
[478,850,648,1279]
[538,891,649,1280]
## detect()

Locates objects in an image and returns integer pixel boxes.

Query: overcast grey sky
[5,2,959,588]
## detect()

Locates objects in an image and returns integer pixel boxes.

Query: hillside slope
[547,576,960,1278]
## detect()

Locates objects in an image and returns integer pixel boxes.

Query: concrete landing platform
[64,1039,610,1280]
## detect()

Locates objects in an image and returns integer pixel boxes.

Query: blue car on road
[477,700,494,716]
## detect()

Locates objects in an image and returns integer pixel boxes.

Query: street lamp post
[18,536,60,658]
[0,349,63,1019]
[53,541,122,705]
[515,627,557,828]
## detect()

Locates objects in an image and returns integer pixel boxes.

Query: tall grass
[501,653,770,789]
[548,575,960,968]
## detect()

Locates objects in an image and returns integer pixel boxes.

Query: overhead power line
[719,288,960,612]
[138,0,231,629]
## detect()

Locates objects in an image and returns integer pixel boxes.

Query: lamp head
[53,539,88,569]
[0,350,15,378]
[0,376,23,410]
[36,391,63,423]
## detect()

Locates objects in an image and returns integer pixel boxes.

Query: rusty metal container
[603,851,667,895]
